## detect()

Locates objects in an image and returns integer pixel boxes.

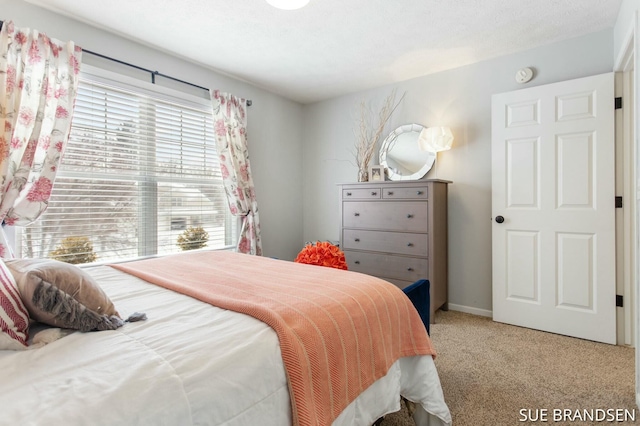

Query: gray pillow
[6,258,123,331]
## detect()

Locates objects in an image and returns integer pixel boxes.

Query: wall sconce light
[418,127,454,152]
[265,0,310,10]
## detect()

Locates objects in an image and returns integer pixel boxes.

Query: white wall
[614,0,639,66]
[2,0,305,261]
[302,30,614,314]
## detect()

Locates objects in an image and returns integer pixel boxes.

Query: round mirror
[379,123,436,181]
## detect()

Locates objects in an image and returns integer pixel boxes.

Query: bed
[0,251,451,426]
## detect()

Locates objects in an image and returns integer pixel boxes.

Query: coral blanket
[110,251,435,426]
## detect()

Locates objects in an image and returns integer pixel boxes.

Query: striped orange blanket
[110,251,435,426]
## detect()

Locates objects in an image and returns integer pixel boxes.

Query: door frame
[615,36,636,348]
[613,7,638,407]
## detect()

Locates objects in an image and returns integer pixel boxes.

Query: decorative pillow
[0,259,30,350]
[6,258,123,332]
[294,241,348,270]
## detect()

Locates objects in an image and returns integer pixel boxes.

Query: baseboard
[446,303,492,318]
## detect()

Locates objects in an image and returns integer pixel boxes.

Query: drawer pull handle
[407,214,414,219]
[354,212,360,217]
[407,267,414,272]
[388,191,394,195]
[417,191,423,195]
[407,243,414,247]
[346,192,352,196]
[371,191,377,196]
[354,238,360,242]
[354,261,361,265]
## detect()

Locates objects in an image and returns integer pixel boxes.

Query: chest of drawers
[338,180,450,322]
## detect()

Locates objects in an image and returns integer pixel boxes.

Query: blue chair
[402,279,430,334]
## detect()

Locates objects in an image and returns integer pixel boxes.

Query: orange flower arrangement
[294,241,348,270]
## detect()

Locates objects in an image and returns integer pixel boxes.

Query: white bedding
[0,265,451,426]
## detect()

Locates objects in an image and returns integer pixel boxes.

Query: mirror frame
[379,123,436,181]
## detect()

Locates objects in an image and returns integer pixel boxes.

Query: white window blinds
[19,69,235,264]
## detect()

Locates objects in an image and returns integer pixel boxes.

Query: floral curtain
[211,90,262,255]
[0,21,82,258]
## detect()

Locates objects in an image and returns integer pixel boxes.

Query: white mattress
[0,265,451,426]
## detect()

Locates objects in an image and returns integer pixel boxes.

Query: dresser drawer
[383,278,414,291]
[382,186,428,200]
[344,250,427,282]
[342,229,428,257]
[343,201,428,232]
[342,188,381,200]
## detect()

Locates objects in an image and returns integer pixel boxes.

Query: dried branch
[353,89,405,173]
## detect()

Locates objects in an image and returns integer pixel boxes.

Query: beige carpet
[423,310,636,425]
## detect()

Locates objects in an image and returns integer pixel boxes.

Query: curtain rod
[0,20,252,107]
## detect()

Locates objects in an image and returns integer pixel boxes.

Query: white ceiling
[24,0,622,104]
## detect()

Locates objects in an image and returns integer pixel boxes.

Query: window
[19,67,236,264]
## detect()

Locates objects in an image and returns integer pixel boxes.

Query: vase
[357,168,368,182]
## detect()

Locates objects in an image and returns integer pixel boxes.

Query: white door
[491,72,616,344]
